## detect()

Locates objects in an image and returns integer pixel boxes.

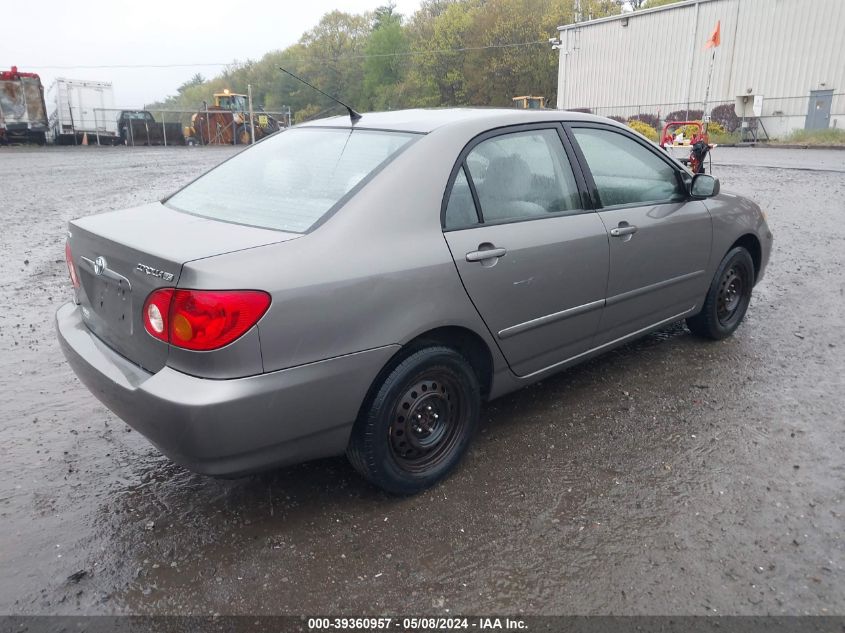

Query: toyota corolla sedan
[57,108,772,494]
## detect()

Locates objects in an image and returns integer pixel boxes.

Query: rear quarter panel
[177,129,509,380]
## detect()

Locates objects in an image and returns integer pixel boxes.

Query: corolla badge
[93,256,107,276]
[135,263,175,282]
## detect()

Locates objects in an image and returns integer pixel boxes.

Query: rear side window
[463,129,581,223]
[572,127,685,207]
[444,167,479,230]
[167,128,417,233]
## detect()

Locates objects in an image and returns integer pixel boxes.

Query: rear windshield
[166,127,417,233]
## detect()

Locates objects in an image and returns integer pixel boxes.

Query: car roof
[296,107,616,134]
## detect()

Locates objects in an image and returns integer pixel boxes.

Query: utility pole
[247,84,256,144]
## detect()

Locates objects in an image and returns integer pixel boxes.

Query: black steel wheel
[687,246,755,340]
[347,346,480,495]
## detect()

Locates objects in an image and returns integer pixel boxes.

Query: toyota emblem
[93,256,107,276]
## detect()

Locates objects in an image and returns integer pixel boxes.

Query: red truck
[0,66,49,145]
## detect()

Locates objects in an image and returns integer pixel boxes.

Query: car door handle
[466,246,507,262]
[610,224,638,237]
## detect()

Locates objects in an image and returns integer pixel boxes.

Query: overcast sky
[2,0,422,107]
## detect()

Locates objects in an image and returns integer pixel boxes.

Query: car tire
[347,346,480,495]
[686,246,755,340]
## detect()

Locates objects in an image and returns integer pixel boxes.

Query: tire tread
[346,346,479,495]
[687,246,754,340]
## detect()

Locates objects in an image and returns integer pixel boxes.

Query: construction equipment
[660,121,713,174]
[0,66,49,145]
[512,96,546,109]
[187,89,281,145]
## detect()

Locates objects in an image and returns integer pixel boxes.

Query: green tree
[296,11,371,115]
[177,73,205,94]
[463,0,570,107]
[363,5,409,109]
[147,0,623,120]
[404,0,481,106]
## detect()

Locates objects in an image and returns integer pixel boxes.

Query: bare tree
[614,0,648,9]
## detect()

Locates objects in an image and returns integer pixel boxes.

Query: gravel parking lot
[1,144,843,616]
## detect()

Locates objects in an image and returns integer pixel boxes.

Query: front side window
[572,127,686,207]
[463,129,582,223]
[167,128,417,233]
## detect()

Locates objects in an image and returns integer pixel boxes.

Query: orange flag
[705,20,721,48]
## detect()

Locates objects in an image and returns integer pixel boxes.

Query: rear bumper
[56,302,399,476]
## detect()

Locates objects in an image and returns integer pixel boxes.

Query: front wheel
[236,125,251,145]
[347,346,480,495]
[687,246,755,340]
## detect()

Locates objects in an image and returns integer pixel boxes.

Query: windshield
[166,128,417,233]
[217,95,247,110]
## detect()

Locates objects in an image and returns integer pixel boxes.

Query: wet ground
[1,145,843,616]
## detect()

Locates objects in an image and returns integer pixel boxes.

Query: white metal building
[555,0,845,138]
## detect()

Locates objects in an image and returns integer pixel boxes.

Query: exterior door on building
[805,90,833,130]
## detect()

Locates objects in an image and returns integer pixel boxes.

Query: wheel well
[731,233,762,282]
[364,326,494,406]
[353,327,495,431]
[405,327,494,399]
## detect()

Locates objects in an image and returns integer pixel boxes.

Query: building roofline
[558,0,718,32]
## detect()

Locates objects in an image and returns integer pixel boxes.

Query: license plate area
[79,260,134,336]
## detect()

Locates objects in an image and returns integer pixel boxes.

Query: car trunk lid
[68,202,299,372]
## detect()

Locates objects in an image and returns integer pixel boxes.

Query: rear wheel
[347,346,480,495]
[687,246,755,340]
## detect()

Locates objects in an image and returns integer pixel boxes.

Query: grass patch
[777,128,845,146]
[708,131,741,145]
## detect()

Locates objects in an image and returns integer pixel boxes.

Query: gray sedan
[57,109,772,494]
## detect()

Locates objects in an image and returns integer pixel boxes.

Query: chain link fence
[83,108,292,147]
[579,93,844,140]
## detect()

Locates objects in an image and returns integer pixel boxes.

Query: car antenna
[278,67,362,125]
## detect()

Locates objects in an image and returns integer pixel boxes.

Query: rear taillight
[142,288,174,344]
[142,289,270,351]
[65,241,80,289]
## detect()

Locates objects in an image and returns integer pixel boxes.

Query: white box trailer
[46,78,119,145]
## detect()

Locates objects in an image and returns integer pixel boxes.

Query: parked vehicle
[57,109,772,494]
[118,110,185,146]
[46,78,118,145]
[0,66,49,145]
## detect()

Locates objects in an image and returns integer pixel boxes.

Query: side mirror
[690,173,720,199]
